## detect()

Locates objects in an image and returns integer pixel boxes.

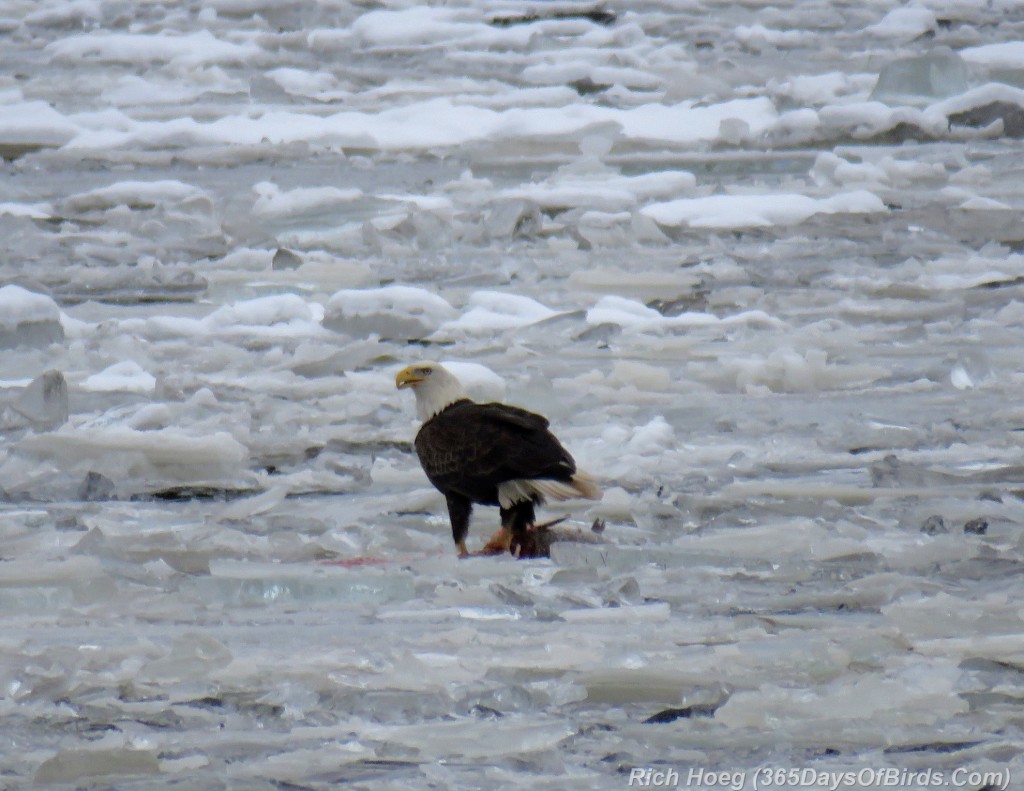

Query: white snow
[586,295,783,333]
[863,7,937,40]
[521,61,663,91]
[264,68,343,100]
[726,347,888,393]
[63,180,209,212]
[24,0,102,27]
[641,190,887,228]
[3,1,1024,788]
[505,169,697,213]
[81,361,157,394]
[327,286,453,321]
[0,202,53,219]
[205,294,320,330]
[436,291,559,335]
[0,101,79,145]
[325,285,456,340]
[0,286,61,330]
[15,426,249,479]
[58,96,781,153]
[769,72,876,106]
[120,294,325,342]
[252,182,363,220]
[45,30,261,67]
[960,41,1024,69]
[734,24,810,49]
[101,75,233,106]
[623,416,677,455]
[959,196,1011,211]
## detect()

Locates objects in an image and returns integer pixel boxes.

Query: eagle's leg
[503,500,541,558]
[446,494,473,558]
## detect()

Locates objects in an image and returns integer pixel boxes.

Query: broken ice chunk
[357,718,574,760]
[200,559,415,605]
[139,632,232,681]
[127,403,172,430]
[561,601,670,623]
[436,291,558,336]
[271,247,303,270]
[0,285,64,348]
[586,295,783,334]
[61,179,210,213]
[11,370,68,429]
[78,471,115,501]
[35,746,159,785]
[217,485,289,521]
[642,191,886,230]
[871,48,969,105]
[324,285,456,341]
[15,426,250,486]
[484,199,541,239]
[203,293,320,332]
[252,181,363,221]
[949,365,972,390]
[863,7,937,41]
[949,351,991,390]
[82,361,157,394]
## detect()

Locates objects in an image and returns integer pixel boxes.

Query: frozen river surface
[2,1,1024,788]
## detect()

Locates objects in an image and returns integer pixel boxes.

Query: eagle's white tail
[569,470,602,500]
[498,471,602,508]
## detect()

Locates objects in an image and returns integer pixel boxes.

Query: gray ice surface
[2,1,1024,789]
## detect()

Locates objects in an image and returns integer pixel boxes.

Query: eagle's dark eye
[417,367,432,376]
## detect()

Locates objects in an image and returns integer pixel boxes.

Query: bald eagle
[396,363,601,557]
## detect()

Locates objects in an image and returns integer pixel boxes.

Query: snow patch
[642,190,887,229]
[0,286,61,330]
[45,30,261,67]
[325,286,456,341]
[82,362,157,394]
[437,291,559,336]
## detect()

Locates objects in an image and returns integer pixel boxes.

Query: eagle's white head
[395,362,469,420]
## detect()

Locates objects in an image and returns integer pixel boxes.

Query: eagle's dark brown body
[414,398,578,552]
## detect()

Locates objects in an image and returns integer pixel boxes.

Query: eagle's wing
[479,403,549,431]
[415,402,574,495]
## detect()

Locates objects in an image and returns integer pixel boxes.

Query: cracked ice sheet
[3,0,1024,788]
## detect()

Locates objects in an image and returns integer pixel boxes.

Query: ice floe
[863,7,938,40]
[642,190,887,229]
[62,180,210,213]
[81,361,157,394]
[252,181,363,221]
[3,1,1024,788]
[45,30,261,67]
[586,295,783,333]
[436,291,560,336]
[0,286,64,348]
[325,285,455,341]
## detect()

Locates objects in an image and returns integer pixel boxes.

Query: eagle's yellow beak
[395,366,424,389]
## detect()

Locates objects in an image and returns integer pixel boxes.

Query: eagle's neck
[420,397,473,424]
[415,376,470,421]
